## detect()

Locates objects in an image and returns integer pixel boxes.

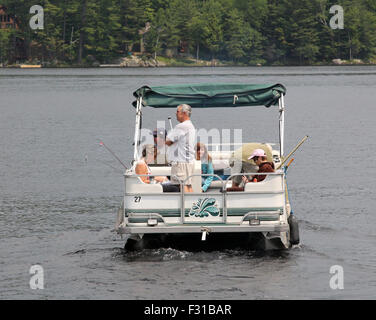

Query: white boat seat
[207,180,223,189]
[149,166,172,176]
[244,173,284,192]
[127,177,164,193]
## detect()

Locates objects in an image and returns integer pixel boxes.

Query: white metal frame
[133,97,143,161]
[133,94,285,161]
[278,95,285,158]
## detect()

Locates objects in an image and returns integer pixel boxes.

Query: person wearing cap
[165,104,196,193]
[153,128,169,165]
[231,159,257,188]
[242,148,275,183]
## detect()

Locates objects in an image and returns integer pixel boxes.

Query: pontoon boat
[115,83,300,250]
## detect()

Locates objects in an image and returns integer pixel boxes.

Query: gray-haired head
[177,104,192,117]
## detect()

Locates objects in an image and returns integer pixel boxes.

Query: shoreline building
[0,5,19,29]
[0,5,26,62]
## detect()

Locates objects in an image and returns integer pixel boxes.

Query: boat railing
[124,171,286,224]
[207,142,277,152]
[223,172,285,186]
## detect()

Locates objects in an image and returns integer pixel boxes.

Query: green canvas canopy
[133,83,286,108]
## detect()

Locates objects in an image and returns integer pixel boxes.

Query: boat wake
[119,245,292,262]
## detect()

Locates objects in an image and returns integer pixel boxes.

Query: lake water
[0,66,375,299]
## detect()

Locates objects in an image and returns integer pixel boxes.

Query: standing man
[165,104,196,192]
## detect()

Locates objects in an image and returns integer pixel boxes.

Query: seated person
[152,128,169,165]
[231,159,258,188]
[195,142,214,192]
[135,144,179,192]
[242,149,275,183]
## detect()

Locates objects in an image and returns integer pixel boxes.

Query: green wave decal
[189,198,220,218]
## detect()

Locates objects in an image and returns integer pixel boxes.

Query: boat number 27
[134,196,142,203]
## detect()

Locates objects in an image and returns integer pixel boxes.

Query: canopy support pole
[278,95,285,158]
[133,97,143,161]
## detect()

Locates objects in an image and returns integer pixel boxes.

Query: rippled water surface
[1,66,375,299]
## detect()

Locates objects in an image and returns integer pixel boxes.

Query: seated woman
[242,149,275,184]
[135,144,179,192]
[195,142,214,192]
[231,159,258,188]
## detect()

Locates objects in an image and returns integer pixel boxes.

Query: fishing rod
[285,158,295,170]
[276,135,309,170]
[99,141,128,170]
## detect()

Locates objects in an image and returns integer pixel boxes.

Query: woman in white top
[135,144,169,184]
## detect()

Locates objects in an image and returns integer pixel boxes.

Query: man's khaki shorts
[171,162,195,185]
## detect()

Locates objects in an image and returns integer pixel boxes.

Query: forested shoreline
[0,0,376,67]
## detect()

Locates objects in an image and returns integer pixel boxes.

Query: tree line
[1,0,376,66]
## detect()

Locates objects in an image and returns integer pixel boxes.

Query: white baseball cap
[248,148,266,160]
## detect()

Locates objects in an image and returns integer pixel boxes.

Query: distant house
[0,5,26,62]
[0,5,20,29]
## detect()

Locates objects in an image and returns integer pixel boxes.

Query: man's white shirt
[167,120,196,163]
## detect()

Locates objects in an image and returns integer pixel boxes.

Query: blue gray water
[0,66,375,299]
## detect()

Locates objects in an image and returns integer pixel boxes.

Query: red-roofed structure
[0,5,20,29]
